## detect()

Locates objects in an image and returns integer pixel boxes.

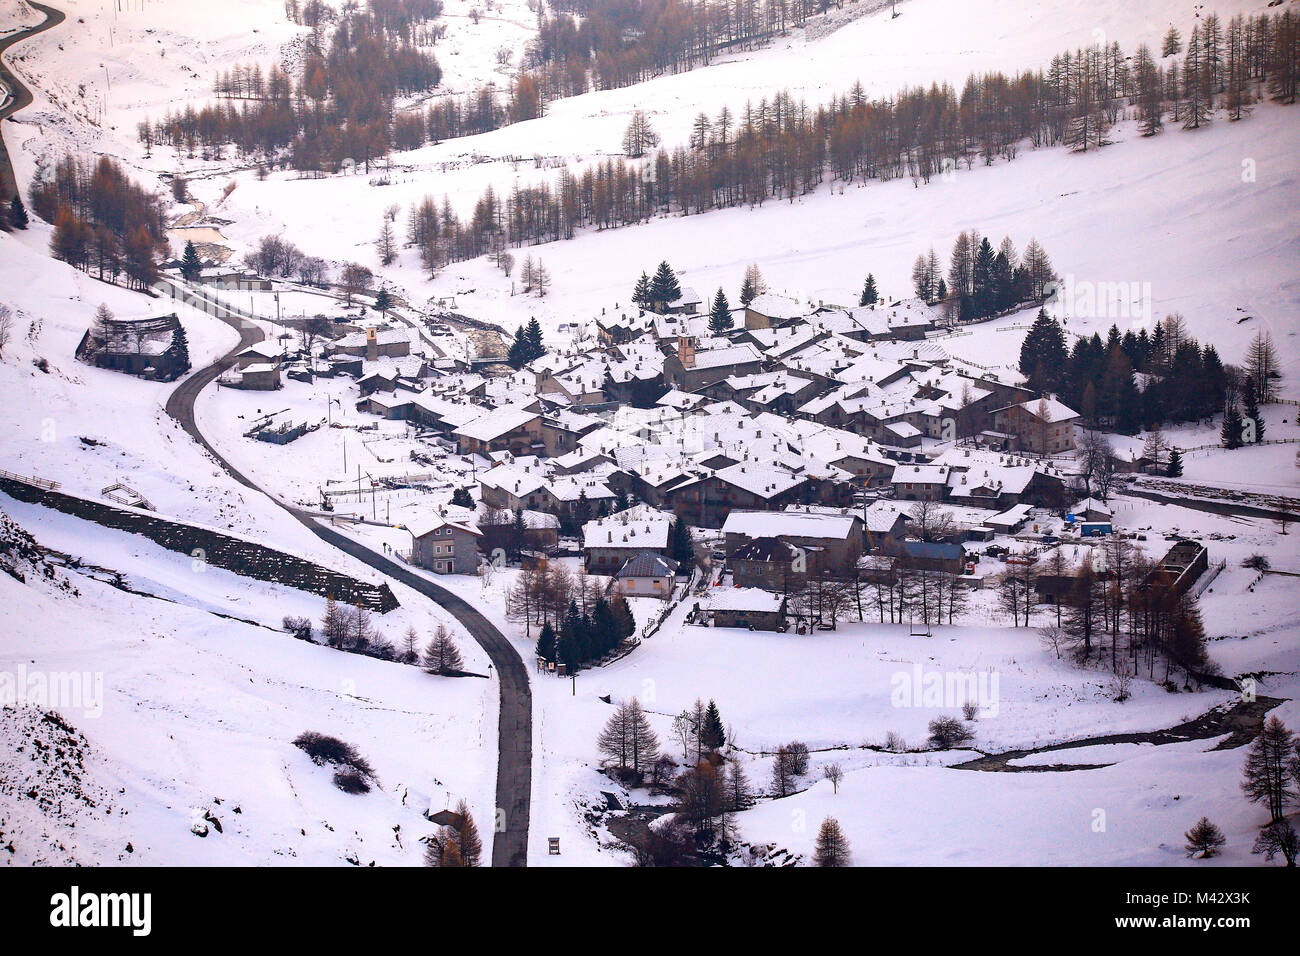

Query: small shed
[709,588,787,631]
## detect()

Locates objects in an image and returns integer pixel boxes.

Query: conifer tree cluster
[534,594,636,671]
[923,232,1056,321]
[1060,315,1244,434]
[507,317,546,368]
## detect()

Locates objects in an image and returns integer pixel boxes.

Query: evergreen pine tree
[970,237,997,319]
[559,600,587,668]
[739,273,756,307]
[1221,402,1244,449]
[535,622,557,662]
[1242,379,1264,443]
[591,599,617,657]
[859,274,879,306]
[524,317,545,361]
[708,287,732,333]
[165,322,191,378]
[648,261,681,311]
[451,486,474,509]
[670,517,694,565]
[1165,447,1184,477]
[507,326,528,368]
[10,194,29,230]
[739,263,764,306]
[700,700,726,752]
[180,240,202,281]
[610,594,636,643]
[1018,308,1068,394]
[632,271,651,309]
[374,287,393,319]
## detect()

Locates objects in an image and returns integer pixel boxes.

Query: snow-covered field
[0,495,496,865]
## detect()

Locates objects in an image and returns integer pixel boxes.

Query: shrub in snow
[961,701,980,721]
[283,615,314,641]
[292,731,376,788]
[883,731,907,753]
[927,716,974,751]
[332,770,371,794]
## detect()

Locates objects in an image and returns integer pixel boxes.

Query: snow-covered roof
[721,509,858,540]
[713,462,806,499]
[686,343,763,370]
[709,588,786,613]
[746,292,807,321]
[583,504,674,550]
[1003,397,1080,422]
[406,513,481,539]
[617,551,679,579]
[453,405,540,442]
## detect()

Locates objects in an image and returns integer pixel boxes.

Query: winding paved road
[162,283,532,867]
[0,1,64,200]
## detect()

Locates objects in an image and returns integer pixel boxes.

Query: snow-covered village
[1,0,1299,909]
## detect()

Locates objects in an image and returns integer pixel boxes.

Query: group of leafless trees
[140,5,442,171]
[315,596,463,670]
[1020,537,1214,689]
[505,557,622,636]
[33,155,169,290]
[423,798,484,867]
[1240,716,1300,866]
[243,234,331,287]
[383,10,1300,271]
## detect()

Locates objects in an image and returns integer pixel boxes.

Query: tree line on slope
[395,9,1300,274]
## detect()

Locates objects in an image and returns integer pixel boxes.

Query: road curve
[0,1,65,200]
[163,283,532,867]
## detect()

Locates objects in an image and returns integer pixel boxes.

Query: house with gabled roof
[744,292,808,330]
[993,397,1081,455]
[453,404,544,457]
[615,551,680,600]
[582,504,675,572]
[663,340,764,391]
[407,513,482,574]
